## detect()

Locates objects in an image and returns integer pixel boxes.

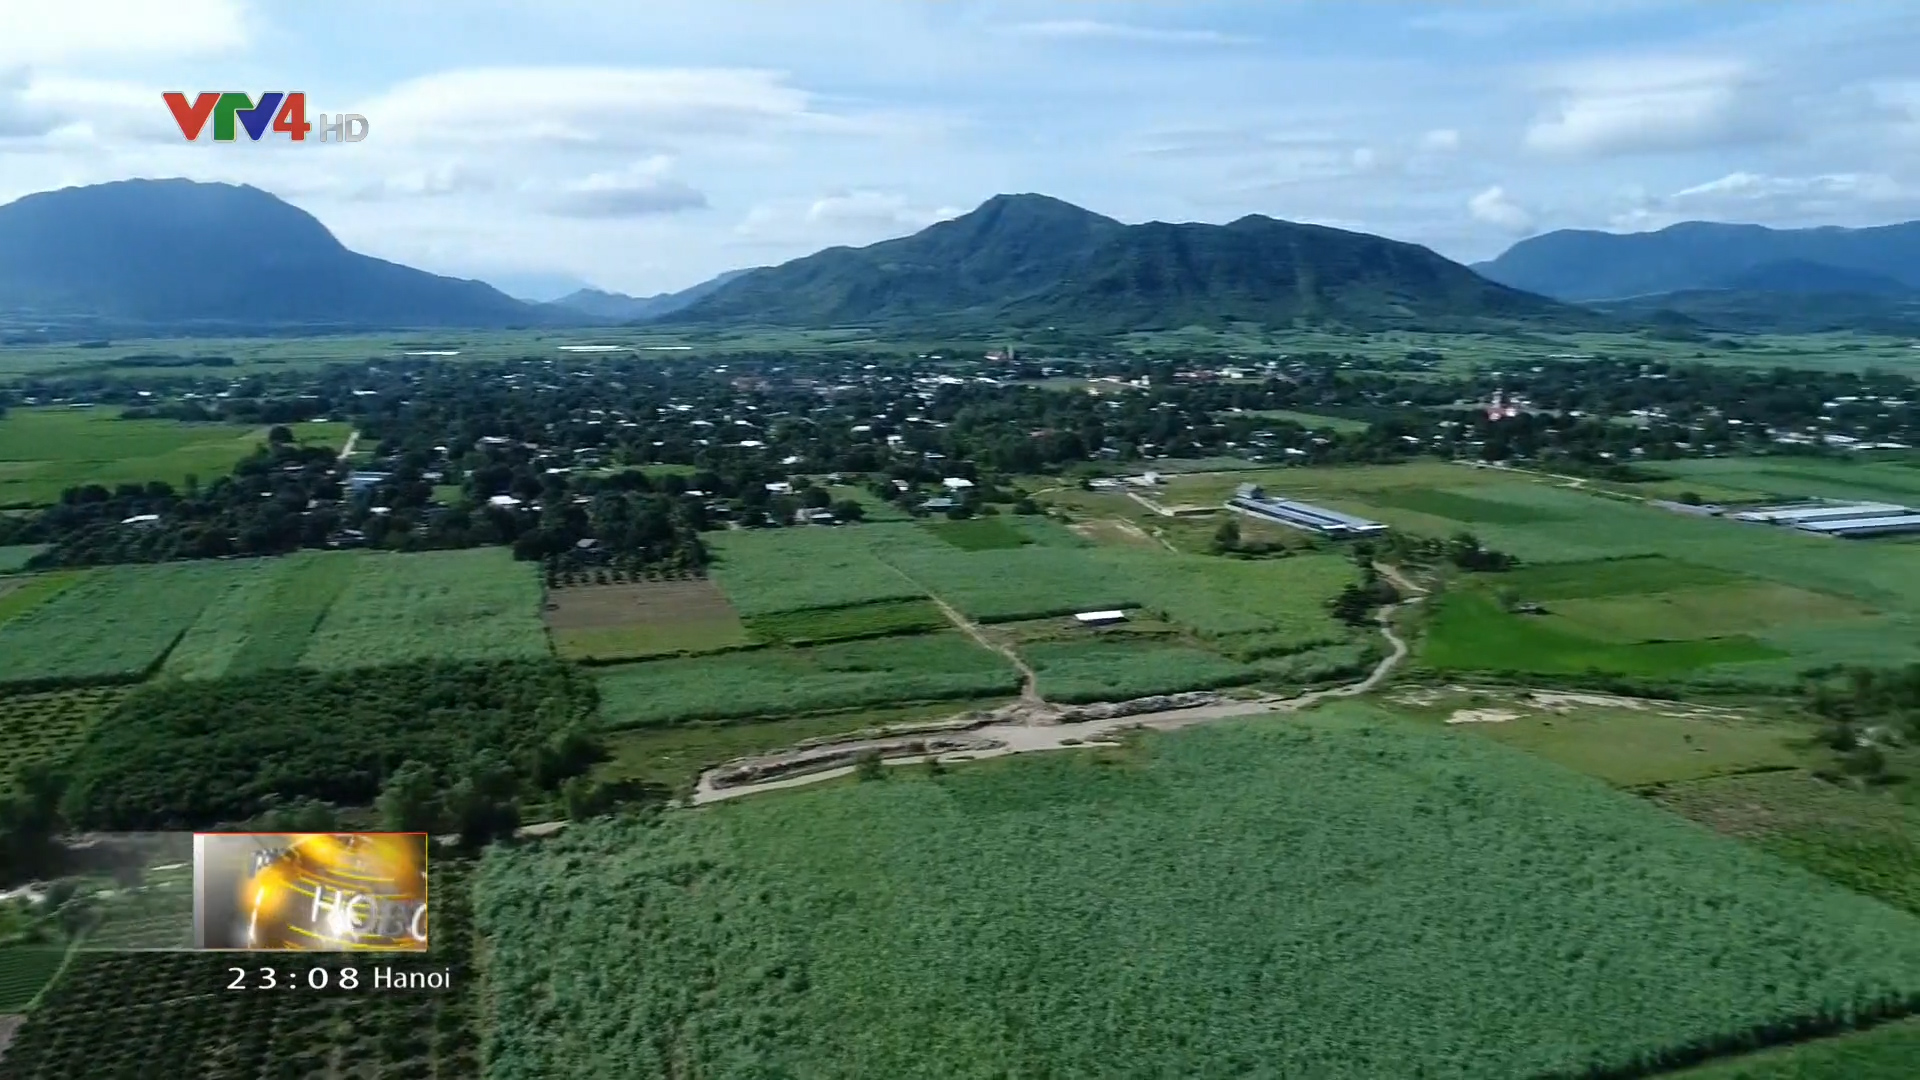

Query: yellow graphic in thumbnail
[240,833,428,951]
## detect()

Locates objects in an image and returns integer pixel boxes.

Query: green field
[298,548,548,669]
[1022,637,1258,701]
[1419,587,1786,678]
[744,598,949,645]
[1649,456,1920,506]
[0,545,42,573]
[0,563,237,686]
[159,553,358,679]
[594,632,1020,728]
[708,526,927,616]
[0,571,85,628]
[475,705,1920,1079]
[0,947,66,1012]
[1239,408,1371,433]
[877,542,1143,622]
[1670,1019,1920,1080]
[922,516,1033,550]
[0,407,347,507]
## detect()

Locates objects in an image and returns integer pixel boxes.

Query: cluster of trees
[1361,531,1517,572]
[1802,664,1920,783]
[51,659,602,831]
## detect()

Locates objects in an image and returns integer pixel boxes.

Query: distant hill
[0,179,578,330]
[663,193,1590,332]
[1475,220,1920,301]
[1591,288,1920,335]
[548,269,757,323]
[1710,258,1915,296]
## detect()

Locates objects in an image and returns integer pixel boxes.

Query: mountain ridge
[666,193,1590,331]
[1476,219,1920,301]
[0,179,578,330]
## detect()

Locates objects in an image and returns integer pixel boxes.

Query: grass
[1497,555,1745,601]
[0,406,348,507]
[1419,587,1786,678]
[707,525,926,616]
[593,698,1014,794]
[744,598,949,645]
[1547,583,1875,643]
[1021,637,1258,702]
[0,564,236,686]
[877,542,1142,622]
[475,704,1920,1080]
[298,548,549,669]
[0,544,43,573]
[594,632,1020,729]
[1363,485,1571,524]
[1427,701,1807,787]
[1667,1018,1920,1079]
[1649,771,1920,919]
[1649,456,1920,506]
[0,571,86,628]
[921,516,1032,550]
[1238,408,1370,433]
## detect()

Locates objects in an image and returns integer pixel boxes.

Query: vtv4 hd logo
[163,93,368,143]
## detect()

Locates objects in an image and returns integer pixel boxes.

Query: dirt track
[690,573,1425,805]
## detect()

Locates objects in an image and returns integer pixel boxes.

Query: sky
[3,0,1919,299]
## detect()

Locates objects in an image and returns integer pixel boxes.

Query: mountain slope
[548,269,757,322]
[666,194,1585,331]
[1711,259,1914,296]
[1476,220,1920,301]
[0,179,571,329]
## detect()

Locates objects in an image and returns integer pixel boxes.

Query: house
[922,496,958,512]
[487,494,523,509]
[943,477,975,491]
[1073,610,1127,626]
[795,508,837,525]
[119,513,161,527]
[345,470,390,495]
[765,481,794,495]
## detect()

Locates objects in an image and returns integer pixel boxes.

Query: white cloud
[1609,170,1920,230]
[997,20,1259,46]
[349,163,494,202]
[1524,57,1778,157]
[366,67,935,150]
[732,189,960,249]
[548,156,708,217]
[0,0,247,64]
[1420,128,1461,152]
[1468,185,1534,232]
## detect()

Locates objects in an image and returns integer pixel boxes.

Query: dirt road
[337,430,360,462]
[691,582,1427,805]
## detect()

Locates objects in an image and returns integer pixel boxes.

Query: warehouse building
[1227,484,1387,538]
[1794,513,1920,538]
[1730,502,1909,525]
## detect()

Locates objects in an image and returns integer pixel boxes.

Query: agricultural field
[298,548,549,669]
[158,552,357,679]
[1649,771,1920,919]
[1647,456,1920,507]
[544,577,749,661]
[1417,552,1908,684]
[1021,637,1258,702]
[744,597,948,645]
[594,632,1019,729]
[0,688,127,788]
[707,525,926,616]
[475,705,1920,1080]
[0,948,64,1013]
[920,516,1033,550]
[0,563,235,687]
[875,542,1142,622]
[1237,407,1371,433]
[0,572,83,628]
[0,406,346,507]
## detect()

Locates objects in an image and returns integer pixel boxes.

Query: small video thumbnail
[193,832,429,951]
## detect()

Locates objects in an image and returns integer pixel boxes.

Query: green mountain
[664,194,1587,331]
[1476,220,1920,301]
[1591,288,1920,335]
[549,269,757,323]
[0,179,574,330]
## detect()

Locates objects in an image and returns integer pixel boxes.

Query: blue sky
[3,1,1919,298]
